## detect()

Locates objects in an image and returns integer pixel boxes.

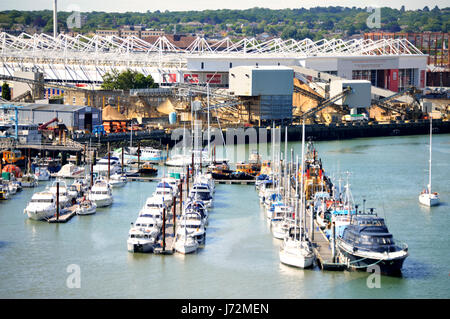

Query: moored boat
[337,210,409,276]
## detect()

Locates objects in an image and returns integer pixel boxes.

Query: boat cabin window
[31,198,53,203]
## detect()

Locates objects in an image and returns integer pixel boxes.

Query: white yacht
[56,163,85,179]
[419,118,440,207]
[21,173,38,188]
[177,211,206,245]
[271,205,293,240]
[184,199,209,226]
[279,123,315,269]
[133,215,160,239]
[48,180,71,208]
[127,226,157,253]
[108,173,127,188]
[160,177,179,197]
[24,191,57,220]
[67,184,79,200]
[93,156,122,176]
[87,178,113,207]
[7,181,18,195]
[152,187,174,207]
[140,147,167,162]
[138,197,166,227]
[189,183,213,208]
[194,172,215,194]
[279,230,315,269]
[34,167,50,181]
[174,231,199,254]
[76,199,97,215]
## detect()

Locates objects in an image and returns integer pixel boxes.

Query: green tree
[1,82,11,101]
[101,70,159,90]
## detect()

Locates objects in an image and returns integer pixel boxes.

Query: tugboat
[138,162,158,176]
[337,209,409,276]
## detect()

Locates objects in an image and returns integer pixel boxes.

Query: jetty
[47,206,78,223]
[305,207,346,271]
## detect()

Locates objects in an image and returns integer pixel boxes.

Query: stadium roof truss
[0,32,425,83]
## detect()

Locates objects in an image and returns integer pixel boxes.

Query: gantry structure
[0,32,425,83]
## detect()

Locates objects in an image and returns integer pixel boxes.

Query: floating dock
[305,207,346,271]
[47,206,78,223]
[128,176,255,185]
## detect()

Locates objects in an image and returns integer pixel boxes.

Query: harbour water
[0,133,449,298]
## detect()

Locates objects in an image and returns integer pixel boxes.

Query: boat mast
[428,117,432,193]
[284,126,288,201]
[295,154,299,240]
[207,82,211,163]
[299,121,306,243]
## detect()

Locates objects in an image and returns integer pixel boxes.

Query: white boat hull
[109,180,126,188]
[419,193,440,207]
[127,240,154,253]
[279,248,314,269]
[25,207,56,221]
[174,240,199,254]
[89,196,113,208]
[76,205,97,215]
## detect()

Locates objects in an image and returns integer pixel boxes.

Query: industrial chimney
[53,0,58,38]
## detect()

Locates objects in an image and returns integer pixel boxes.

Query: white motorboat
[108,173,127,188]
[87,178,113,207]
[24,191,57,220]
[271,205,293,240]
[67,184,79,200]
[71,178,90,194]
[152,187,174,207]
[7,181,18,195]
[189,183,213,208]
[93,156,122,176]
[138,197,165,228]
[194,172,215,194]
[174,233,199,254]
[419,118,440,207]
[184,199,209,226]
[160,177,179,196]
[115,147,167,163]
[34,167,50,181]
[177,212,206,245]
[48,180,71,208]
[57,163,85,179]
[21,174,38,188]
[127,226,157,253]
[76,199,97,215]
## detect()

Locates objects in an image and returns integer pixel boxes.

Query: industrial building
[9,103,102,132]
[0,33,428,94]
[229,66,293,122]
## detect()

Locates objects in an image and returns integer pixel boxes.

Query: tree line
[0,6,449,41]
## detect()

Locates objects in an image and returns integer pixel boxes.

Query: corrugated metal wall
[259,95,292,120]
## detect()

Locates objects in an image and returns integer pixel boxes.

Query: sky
[0,0,448,12]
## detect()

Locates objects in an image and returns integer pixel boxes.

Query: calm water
[0,134,449,299]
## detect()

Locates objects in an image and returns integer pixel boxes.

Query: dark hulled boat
[337,210,408,276]
[138,162,158,176]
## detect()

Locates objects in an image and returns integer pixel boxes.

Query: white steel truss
[0,32,425,83]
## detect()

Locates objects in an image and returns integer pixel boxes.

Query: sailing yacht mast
[428,117,432,194]
[299,122,305,242]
